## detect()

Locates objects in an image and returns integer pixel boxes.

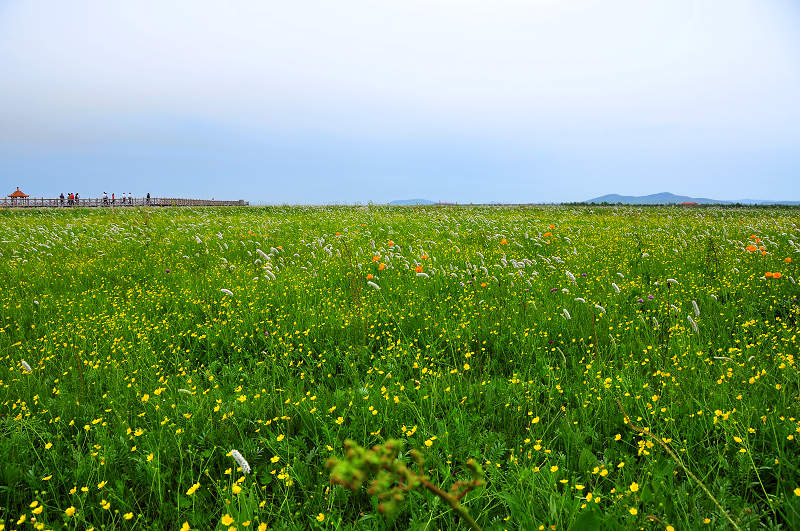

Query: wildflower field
[1,205,799,530]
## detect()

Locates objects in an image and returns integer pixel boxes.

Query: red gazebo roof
[8,187,29,198]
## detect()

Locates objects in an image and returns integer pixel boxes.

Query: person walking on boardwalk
[68,192,74,206]
[146,192,150,205]
[75,192,79,206]
[60,193,64,206]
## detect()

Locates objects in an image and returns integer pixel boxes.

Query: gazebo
[8,187,29,205]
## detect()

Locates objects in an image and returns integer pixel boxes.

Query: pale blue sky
[1,1,799,203]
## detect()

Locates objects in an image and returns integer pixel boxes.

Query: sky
[1,0,799,204]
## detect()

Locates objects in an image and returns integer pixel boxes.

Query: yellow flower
[181,522,191,531]
[32,505,43,515]
[666,526,675,531]
[232,484,242,495]
[98,480,107,489]
[186,482,200,495]
[271,456,280,463]
[142,394,150,402]
[147,453,154,462]
[221,514,234,526]
[45,442,52,450]
[65,506,76,517]
[629,507,638,515]
[277,434,285,442]
[316,513,325,522]
[550,465,559,473]
[258,524,267,531]
[335,417,344,425]
[124,512,134,520]
[629,482,639,492]
[795,487,800,496]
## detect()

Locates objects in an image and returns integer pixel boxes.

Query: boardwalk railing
[0,197,248,208]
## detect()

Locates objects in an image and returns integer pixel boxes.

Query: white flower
[611,282,620,294]
[594,304,606,314]
[416,272,429,278]
[666,278,679,286]
[563,308,571,320]
[178,389,192,394]
[367,281,380,290]
[230,449,251,474]
[687,315,699,333]
[20,360,32,373]
[220,289,233,296]
[691,300,700,317]
[574,297,586,303]
[565,271,576,283]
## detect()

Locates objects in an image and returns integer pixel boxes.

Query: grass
[0,204,798,530]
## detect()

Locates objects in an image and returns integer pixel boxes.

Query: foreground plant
[328,439,485,530]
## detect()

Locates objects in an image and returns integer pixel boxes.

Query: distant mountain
[389,199,436,206]
[586,192,800,205]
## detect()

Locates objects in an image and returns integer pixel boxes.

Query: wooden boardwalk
[0,197,248,208]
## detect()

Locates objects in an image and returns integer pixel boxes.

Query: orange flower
[480,282,487,287]
[773,272,782,279]
[749,235,756,239]
[761,251,767,256]
[745,245,757,252]
[366,273,373,280]
[786,257,792,263]
[335,232,341,236]
[549,224,555,230]
[543,232,552,238]
[499,238,508,245]
[378,263,385,271]
[415,265,423,273]
[372,256,380,262]
[765,272,773,278]
[387,240,394,246]
[420,254,428,260]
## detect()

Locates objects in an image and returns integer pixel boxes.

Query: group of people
[101,192,135,205]
[59,192,80,206]
[58,192,152,206]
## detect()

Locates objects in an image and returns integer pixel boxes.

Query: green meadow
[1,205,798,530]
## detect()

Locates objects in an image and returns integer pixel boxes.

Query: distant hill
[586,192,800,205]
[388,199,436,206]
